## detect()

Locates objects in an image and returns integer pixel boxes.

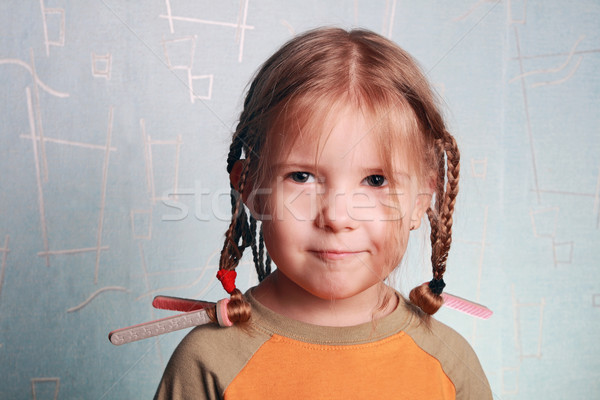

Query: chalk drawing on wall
[92,52,112,80]
[39,0,65,57]
[131,209,153,240]
[512,286,545,360]
[509,36,585,89]
[5,50,71,184]
[530,208,576,267]
[470,158,488,179]
[25,86,51,266]
[511,23,592,209]
[188,74,214,103]
[529,166,600,230]
[162,36,213,102]
[530,207,558,238]
[508,0,527,25]
[0,56,70,100]
[21,98,115,280]
[0,235,9,300]
[31,377,60,400]
[551,240,573,266]
[501,365,519,395]
[140,119,182,205]
[66,286,128,313]
[163,36,196,70]
[280,19,295,35]
[511,25,542,204]
[160,0,254,62]
[19,134,118,153]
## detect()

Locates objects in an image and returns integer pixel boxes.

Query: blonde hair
[213,27,460,324]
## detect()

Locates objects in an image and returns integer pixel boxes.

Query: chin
[306,283,373,302]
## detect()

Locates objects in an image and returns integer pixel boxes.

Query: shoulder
[402,305,493,400]
[154,322,271,400]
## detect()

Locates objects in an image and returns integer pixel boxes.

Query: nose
[315,188,358,232]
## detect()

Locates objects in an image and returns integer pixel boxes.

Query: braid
[249,215,262,279]
[265,253,272,276]
[409,131,460,315]
[428,139,445,272]
[262,224,272,277]
[219,158,249,270]
[227,132,245,173]
[214,128,275,325]
[436,134,460,279]
[213,142,254,325]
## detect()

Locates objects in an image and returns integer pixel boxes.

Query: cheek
[375,218,410,270]
[267,184,317,222]
[362,190,410,224]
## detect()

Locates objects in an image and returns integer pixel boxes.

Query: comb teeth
[441,293,493,320]
[152,296,214,312]
[109,308,212,345]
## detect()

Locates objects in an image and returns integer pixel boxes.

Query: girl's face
[259,106,430,302]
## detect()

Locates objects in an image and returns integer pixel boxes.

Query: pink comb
[108,307,213,345]
[152,295,214,312]
[441,292,492,319]
[108,297,218,345]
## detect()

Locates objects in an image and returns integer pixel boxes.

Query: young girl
[155,27,492,399]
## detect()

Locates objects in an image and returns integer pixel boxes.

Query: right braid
[435,134,460,279]
[429,139,446,272]
[213,115,276,325]
[409,131,460,315]
[249,215,262,279]
[212,137,255,325]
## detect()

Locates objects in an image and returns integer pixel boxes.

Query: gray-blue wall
[1,1,599,398]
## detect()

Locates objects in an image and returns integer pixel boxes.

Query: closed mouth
[309,250,364,260]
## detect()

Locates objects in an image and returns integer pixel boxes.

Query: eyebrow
[271,162,315,171]
[360,166,410,178]
[273,162,410,180]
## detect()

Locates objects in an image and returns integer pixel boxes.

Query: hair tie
[216,299,233,327]
[216,269,237,294]
[428,278,446,295]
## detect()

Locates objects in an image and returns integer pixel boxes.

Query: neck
[252,271,398,327]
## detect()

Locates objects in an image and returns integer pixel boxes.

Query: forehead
[267,100,416,174]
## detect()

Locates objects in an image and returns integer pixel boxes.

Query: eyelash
[363,175,388,187]
[287,172,387,187]
[288,171,315,183]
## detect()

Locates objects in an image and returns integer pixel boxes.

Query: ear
[410,192,432,230]
[229,160,258,212]
[229,160,244,193]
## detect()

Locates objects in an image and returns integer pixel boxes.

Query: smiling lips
[310,250,365,261]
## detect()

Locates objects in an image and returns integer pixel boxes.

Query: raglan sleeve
[153,321,267,400]
[153,328,224,400]
[408,315,494,400]
[453,340,493,400]
[436,322,493,400]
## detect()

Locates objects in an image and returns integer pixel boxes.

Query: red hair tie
[216,269,237,294]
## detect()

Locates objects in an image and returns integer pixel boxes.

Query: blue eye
[289,172,314,183]
[364,175,387,187]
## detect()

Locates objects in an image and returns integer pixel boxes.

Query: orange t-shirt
[155,290,492,400]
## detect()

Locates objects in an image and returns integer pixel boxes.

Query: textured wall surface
[1,1,599,399]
